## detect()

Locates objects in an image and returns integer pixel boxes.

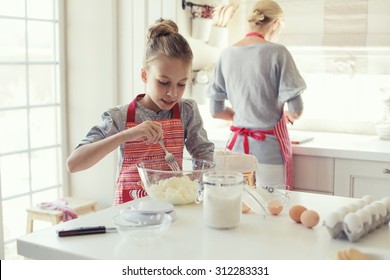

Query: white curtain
[323,0,368,47]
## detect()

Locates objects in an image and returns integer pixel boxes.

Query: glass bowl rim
[136,157,215,175]
[112,212,173,230]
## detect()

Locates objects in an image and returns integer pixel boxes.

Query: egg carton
[324,210,390,242]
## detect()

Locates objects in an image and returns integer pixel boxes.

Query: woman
[207,0,306,189]
[67,19,214,205]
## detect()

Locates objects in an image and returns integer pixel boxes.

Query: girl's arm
[66,121,163,173]
[66,132,126,173]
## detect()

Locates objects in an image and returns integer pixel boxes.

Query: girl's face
[140,56,189,113]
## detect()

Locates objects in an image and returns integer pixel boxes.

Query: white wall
[0,175,4,259]
[66,0,118,209]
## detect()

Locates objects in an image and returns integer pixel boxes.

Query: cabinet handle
[384,169,390,174]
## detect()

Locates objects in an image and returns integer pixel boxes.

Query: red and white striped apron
[114,94,184,205]
[227,116,293,190]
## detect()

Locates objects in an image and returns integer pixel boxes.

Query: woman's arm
[211,106,235,121]
[284,94,304,125]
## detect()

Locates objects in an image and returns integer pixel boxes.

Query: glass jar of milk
[199,171,243,229]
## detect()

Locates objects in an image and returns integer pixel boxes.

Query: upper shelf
[273,0,390,48]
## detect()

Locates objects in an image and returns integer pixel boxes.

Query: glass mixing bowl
[137,157,215,205]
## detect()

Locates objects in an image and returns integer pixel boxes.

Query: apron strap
[171,102,180,118]
[228,126,274,154]
[273,118,293,190]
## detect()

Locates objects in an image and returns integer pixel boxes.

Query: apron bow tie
[228,126,274,154]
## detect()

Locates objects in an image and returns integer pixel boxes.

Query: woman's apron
[114,94,184,205]
[226,117,293,190]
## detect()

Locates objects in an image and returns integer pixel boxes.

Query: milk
[201,171,244,229]
[204,186,242,228]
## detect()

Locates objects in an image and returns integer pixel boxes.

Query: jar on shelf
[190,3,215,41]
[191,70,209,105]
[192,17,213,41]
[375,87,390,140]
[208,25,228,48]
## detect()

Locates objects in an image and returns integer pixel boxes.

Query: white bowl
[375,122,390,140]
[120,200,177,223]
[113,212,172,240]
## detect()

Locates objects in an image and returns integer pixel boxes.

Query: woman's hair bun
[247,0,283,25]
[254,10,265,21]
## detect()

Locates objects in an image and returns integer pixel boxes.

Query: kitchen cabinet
[293,156,390,199]
[334,159,390,200]
[293,155,334,195]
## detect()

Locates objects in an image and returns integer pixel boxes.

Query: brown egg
[300,210,320,228]
[289,205,307,223]
[267,200,283,215]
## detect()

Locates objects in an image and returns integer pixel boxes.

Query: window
[288,46,390,135]
[0,0,64,258]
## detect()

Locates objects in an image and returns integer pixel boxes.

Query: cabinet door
[293,155,334,194]
[352,177,390,199]
[334,159,390,199]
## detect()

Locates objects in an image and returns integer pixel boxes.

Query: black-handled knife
[57,226,116,237]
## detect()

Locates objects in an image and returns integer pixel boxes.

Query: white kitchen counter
[207,127,390,163]
[17,192,390,260]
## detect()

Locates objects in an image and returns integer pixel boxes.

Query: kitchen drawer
[351,176,390,199]
[334,159,390,199]
[349,160,390,179]
[293,155,334,194]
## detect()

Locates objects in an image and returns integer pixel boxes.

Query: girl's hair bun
[144,18,193,71]
[147,18,179,40]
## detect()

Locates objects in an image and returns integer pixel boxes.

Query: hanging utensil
[217,5,228,26]
[220,4,234,27]
[221,4,239,27]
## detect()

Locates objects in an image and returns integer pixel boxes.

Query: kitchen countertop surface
[17,191,390,260]
[207,127,390,162]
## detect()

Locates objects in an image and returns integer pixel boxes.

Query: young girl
[207,0,306,190]
[67,19,215,205]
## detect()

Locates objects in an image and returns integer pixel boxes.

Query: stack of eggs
[324,195,390,242]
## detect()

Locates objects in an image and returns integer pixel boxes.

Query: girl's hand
[124,121,163,144]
